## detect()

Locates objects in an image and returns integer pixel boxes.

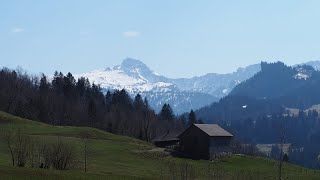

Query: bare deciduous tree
[50,138,74,170]
[4,129,31,167]
[38,142,51,169]
[29,137,39,168]
[15,129,31,167]
[143,111,154,142]
[4,129,15,166]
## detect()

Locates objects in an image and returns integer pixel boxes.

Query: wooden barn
[178,124,233,159]
[152,131,180,148]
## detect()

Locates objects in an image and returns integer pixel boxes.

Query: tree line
[202,108,320,169]
[0,67,198,142]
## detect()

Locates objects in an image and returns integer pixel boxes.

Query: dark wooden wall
[209,136,232,155]
[179,125,210,159]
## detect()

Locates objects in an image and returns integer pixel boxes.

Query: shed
[152,131,180,148]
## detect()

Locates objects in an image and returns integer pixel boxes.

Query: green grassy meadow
[0,111,319,179]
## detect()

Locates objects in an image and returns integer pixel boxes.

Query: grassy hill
[0,111,319,179]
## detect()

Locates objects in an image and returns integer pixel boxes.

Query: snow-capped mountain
[75,58,260,113]
[76,58,320,114]
[77,59,174,93]
[172,64,260,97]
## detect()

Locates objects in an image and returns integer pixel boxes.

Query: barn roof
[152,131,180,142]
[193,124,233,137]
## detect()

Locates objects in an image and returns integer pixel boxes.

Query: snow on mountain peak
[294,66,314,80]
[121,58,149,70]
[117,58,162,82]
[75,59,320,113]
[76,58,173,93]
[120,58,152,75]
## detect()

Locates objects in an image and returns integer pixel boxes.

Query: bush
[4,130,75,170]
[4,129,31,167]
[50,140,74,170]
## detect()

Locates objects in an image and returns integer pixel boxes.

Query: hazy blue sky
[1,0,320,78]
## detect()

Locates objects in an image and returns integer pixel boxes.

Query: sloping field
[0,111,319,179]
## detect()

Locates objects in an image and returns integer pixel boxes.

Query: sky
[1,0,320,78]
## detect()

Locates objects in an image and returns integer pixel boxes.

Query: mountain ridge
[76,58,320,113]
[197,61,320,125]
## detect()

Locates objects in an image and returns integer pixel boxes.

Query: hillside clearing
[0,111,319,179]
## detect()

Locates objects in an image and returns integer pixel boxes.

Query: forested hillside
[196,62,320,168]
[0,68,186,142]
[230,62,320,109]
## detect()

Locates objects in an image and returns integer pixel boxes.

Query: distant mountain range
[197,61,320,123]
[76,58,320,114]
[230,62,316,98]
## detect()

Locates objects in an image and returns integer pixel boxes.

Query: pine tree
[143,98,150,110]
[105,91,112,106]
[39,74,49,92]
[76,77,88,96]
[112,89,132,108]
[133,94,144,110]
[160,104,175,122]
[63,72,76,95]
[52,71,64,93]
[88,99,97,126]
[188,109,197,125]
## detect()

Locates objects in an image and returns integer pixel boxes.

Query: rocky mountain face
[76,58,320,114]
[172,63,260,97]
